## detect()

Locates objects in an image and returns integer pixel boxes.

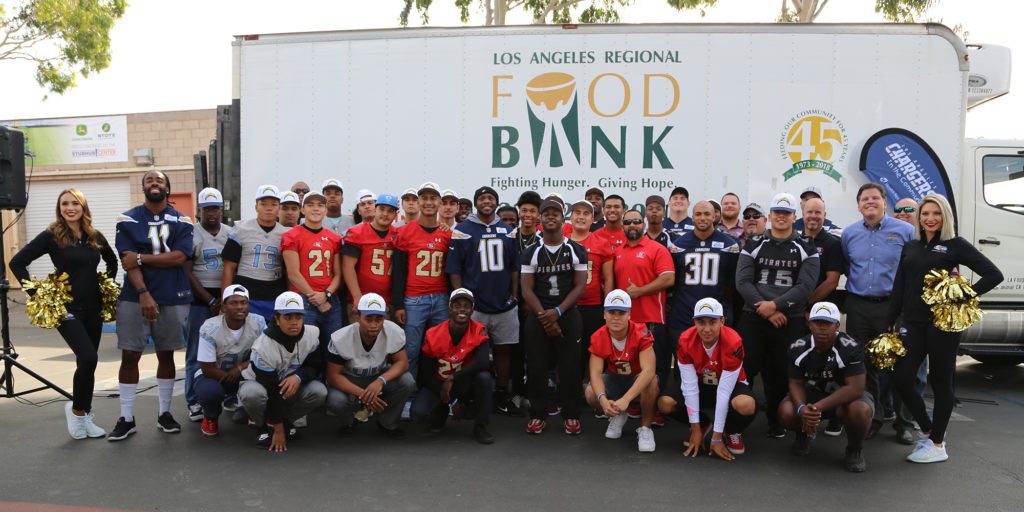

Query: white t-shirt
[328,320,405,378]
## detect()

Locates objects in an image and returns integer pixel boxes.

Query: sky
[2,0,1021,139]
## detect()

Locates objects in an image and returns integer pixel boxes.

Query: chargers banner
[859,128,956,215]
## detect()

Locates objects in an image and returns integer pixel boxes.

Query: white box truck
[227,23,1023,363]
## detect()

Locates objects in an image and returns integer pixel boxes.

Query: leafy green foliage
[399,0,631,26]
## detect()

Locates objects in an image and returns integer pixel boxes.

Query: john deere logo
[75,125,87,136]
[101,123,111,133]
[779,110,848,183]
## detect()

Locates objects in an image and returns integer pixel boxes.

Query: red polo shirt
[613,237,674,323]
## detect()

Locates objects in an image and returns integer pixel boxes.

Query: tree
[0,0,127,96]
[400,0,632,26]
[669,0,937,23]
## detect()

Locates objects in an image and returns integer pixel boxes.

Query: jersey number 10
[477,238,505,272]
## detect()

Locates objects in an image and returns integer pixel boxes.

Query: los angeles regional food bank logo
[525,72,581,167]
[779,110,848,183]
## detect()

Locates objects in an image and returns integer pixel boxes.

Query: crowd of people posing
[10,171,1002,472]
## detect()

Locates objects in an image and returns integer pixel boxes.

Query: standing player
[659,298,757,459]
[456,197,473,223]
[664,186,694,238]
[446,186,521,416]
[584,290,658,451]
[778,302,873,472]
[220,185,290,322]
[736,193,820,438]
[342,193,400,321]
[321,179,355,237]
[584,187,606,231]
[593,194,627,251]
[393,182,452,418]
[184,187,230,422]
[281,192,343,370]
[515,191,542,253]
[395,188,420,227]
[644,195,670,247]
[278,191,302,228]
[353,189,377,225]
[568,200,614,374]
[108,170,194,441]
[440,189,460,230]
[718,193,744,240]
[667,201,740,342]
[521,199,588,435]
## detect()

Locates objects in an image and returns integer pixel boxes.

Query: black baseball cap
[670,186,689,199]
[473,186,499,203]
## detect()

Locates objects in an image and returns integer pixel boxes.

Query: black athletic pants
[894,321,960,444]
[579,304,604,380]
[737,312,807,424]
[56,308,103,412]
[524,308,582,420]
[647,322,670,392]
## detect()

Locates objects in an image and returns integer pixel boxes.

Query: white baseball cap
[222,284,249,301]
[357,293,387,316]
[693,297,725,319]
[302,191,327,206]
[449,287,474,305]
[357,189,376,203]
[809,301,841,323]
[198,187,224,208]
[603,289,632,312]
[441,189,459,200]
[279,191,300,205]
[418,181,441,196]
[255,184,281,202]
[770,192,797,213]
[274,291,305,314]
[321,178,344,192]
[401,187,418,199]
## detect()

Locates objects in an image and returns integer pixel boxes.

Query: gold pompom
[866,331,907,371]
[922,269,983,332]
[98,273,121,323]
[21,272,73,329]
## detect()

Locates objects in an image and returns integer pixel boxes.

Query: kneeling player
[239,292,327,452]
[658,298,756,461]
[195,285,267,436]
[584,290,659,452]
[778,301,872,472]
[414,288,495,444]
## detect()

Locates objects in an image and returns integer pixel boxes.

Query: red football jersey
[422,319,489,381]
[394,222,452,298]
[344,222,398,303]
[280,225,342,292]
[589,321,654,377]
[576,233,613,306]
[676,325,747,386]
[613,237,674,324]
[593,226,627,253]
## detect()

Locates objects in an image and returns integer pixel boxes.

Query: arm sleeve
[713,368,741,433]
[9,230,53,285]
[170,220,194,256]
[391,249,409,309]
[734,253,765,304]
[341,243,361,258]
[114,219,136,255]
[956,238,1004,296]
[221,238,242,263]
[99,234,119,279]
[452,342,492,385]
[886,249,908,327]
[772,254,820,309]
[679,364,701,424]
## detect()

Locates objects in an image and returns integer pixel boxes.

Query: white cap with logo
[603,289,632,311]
[274,291,305,314]
[322,178,344,192]
[358,293,387,316]
[770,192,797,213]
[449,287,474,305]
[357,189,376,203]
[279,191,300,205]
[809,301,841,323]
[222,284,249,301]
[693,297,725,319]
[198,187,224,208]
[255,184,281,202]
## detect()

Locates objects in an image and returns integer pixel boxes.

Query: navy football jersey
[446,215,520,314]
[667,230,740,329]
[115,204,194,305]
[663,217,694,239]
[787,331,865,393]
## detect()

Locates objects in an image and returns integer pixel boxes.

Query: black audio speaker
[0,126,28,210]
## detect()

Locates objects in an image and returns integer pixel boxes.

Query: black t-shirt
[521,239,588,309]
[809,230,844,286]
[787,332,865,392]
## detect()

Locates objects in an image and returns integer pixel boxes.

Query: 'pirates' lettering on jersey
[521,239,589,309]
[788,332,865,392]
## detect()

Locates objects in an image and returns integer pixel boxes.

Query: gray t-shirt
[328,320,405,378]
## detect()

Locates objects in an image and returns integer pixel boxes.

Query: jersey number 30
[683,252,720,286]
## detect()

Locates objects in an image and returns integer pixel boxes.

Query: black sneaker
[844,447,867,472]
[767,423,787,438]
[495,395,524,417]
[473,423,495,445]
[896,428,915,445]
[378,422,406,440]
[285,425,301,441]
[156,412,181,433]
[429,404,449,432]
[186,402,203,422]
[824,419,844,437]
[792,432,813,456]
[338,422,356,436]
[107,417,137,442]
[256,430,272,447]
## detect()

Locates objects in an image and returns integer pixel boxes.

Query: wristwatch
[325,290,333,300]
[135,253,143,268]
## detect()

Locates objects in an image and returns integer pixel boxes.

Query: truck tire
[970,355,1024,366]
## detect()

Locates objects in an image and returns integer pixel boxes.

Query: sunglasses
[292,188,310,194]
[622,219,645,226]
[894,206,916,213]
[743,213,763,220]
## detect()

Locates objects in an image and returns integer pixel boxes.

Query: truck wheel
[970,355,1024,366]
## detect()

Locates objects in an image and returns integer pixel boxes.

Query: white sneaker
[401,401,412,422]
[908,442,949,463]
[292,415,308,428]
[637,426,656,453]
[907,432,932,460]
[605,413,628,439]
[82,413,107,438]
[65,402,87,440]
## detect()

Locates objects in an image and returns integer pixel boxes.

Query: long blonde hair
[915,193,957,242]
[49,188,103,250]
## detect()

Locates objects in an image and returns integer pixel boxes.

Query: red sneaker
[526,418,546,434]
[627,402,641,419]
[651,411,667,428]
[564,418,582,436]
[201,417,219,437]
[726,433,746,454]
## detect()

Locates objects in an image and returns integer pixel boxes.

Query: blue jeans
[195,374,239,420]
[403,293,450,384]
[249,300,275,325]
[304,294,342,377]
[185,305,216,405]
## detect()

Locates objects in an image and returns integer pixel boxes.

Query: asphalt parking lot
[1,296,1022,512]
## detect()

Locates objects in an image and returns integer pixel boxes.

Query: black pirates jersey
[521,239,588,309]
[787,332,866,393]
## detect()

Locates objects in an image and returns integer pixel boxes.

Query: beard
[145,188,168,203]
[625,229,643,241]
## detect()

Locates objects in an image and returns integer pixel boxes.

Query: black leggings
[56,310,103,412]
[524,308,582,420]
[893,321,960,444]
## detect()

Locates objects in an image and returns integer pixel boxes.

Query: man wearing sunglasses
[892,199,918,226]
[740,203,766,245]
[291,182,310,204]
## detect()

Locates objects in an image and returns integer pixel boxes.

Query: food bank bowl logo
[779,110,848,183]
[525,72,581,167]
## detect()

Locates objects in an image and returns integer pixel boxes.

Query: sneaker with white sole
[725,433,746,454]
[605,413,629,439]
[908,441,949,463]
[187,403,203,422]
[221,395,239,412]
[637,426,656,452]
[107,417,137,441]
[65,402,87,440]
[292,415,308,428]
[401,401,413,422]
[823,419,843,437]
[82,413,106,438]
[156,412,181,433]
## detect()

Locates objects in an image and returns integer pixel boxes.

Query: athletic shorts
[664,380,755,412]
[783,385,876,420]
[601,373,641,400]
[116,302,189,352]
[472,306,519,346]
